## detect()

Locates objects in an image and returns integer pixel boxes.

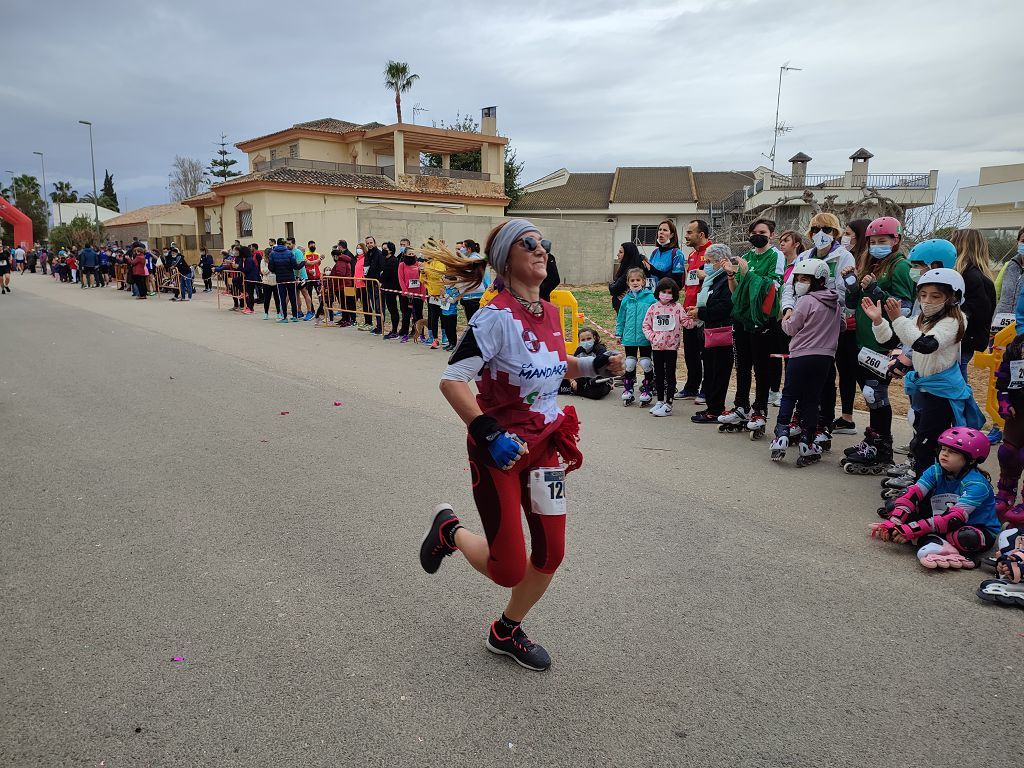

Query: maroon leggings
[468,438,566,588]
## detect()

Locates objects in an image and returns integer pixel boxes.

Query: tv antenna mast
[412,103,429,125]
[764,62,801,171]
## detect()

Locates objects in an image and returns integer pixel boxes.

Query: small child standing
[615,267,657,407]
[439,275,461,352]
[871,427,999,569]
[771,258,842,465]
[992,332,1024,527]
[67,252,78,284]
[642,278,688,416]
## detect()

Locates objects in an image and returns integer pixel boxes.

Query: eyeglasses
[515,236,551,253]
[810,226,836,235]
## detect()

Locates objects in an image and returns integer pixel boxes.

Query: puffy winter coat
[615,288,657,347]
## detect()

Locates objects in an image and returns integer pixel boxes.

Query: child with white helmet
[771,258,843,466]
[871,427,999,570]
[863,267,985,482]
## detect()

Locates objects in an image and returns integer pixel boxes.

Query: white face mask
[794,282,810,297]
[909,268,922,282]
[919,302,944,317]
[840,235,853,248]
[356,249,363,256]
[812,231,834,250]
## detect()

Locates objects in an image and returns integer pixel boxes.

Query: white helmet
[917,267,965,305]
[792,258,829,281]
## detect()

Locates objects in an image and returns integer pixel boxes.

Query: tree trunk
[395,92,402,124]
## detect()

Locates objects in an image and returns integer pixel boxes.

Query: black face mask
[748,234,769,249]
[404,255,416,265]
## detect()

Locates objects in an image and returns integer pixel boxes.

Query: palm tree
[80,192,100,205]
[383,61,419,124]
[12,174,40,200]
[51,181,79,204]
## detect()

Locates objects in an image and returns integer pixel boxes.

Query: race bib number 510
[530,467,567,516]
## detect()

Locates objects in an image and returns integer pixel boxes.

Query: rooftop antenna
[412,103,429,125]
[764,62,801,171]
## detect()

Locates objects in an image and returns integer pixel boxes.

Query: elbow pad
[911,334,940,354]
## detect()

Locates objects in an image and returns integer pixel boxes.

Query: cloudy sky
[4,0,1021,213]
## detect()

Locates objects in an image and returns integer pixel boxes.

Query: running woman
[419,219,623,671]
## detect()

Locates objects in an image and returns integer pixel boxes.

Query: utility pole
[768,63,801,171]
[79,120,101,243]
[33,151,49,230]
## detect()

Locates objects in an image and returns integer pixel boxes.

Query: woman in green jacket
[839,216,915,474]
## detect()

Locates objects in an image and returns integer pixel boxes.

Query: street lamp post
[33,151,50,231]
[79,120,101,244]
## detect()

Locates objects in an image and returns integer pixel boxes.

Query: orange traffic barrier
[318,276,381,328]
[216,270,244,310]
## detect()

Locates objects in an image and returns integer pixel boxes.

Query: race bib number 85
[530,467,567,516]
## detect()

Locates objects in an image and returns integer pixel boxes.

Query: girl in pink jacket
[643,278,689,417]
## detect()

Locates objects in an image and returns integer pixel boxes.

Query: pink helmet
[938,427,990,463]
[866,216,902,238]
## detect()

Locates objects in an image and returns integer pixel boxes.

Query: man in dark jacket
[79,244,99,288]
[363,235,385,334]
[268,239,299,322]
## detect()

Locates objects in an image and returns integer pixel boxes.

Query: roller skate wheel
[977,579,1024,608]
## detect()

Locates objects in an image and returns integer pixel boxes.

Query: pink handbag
[703,325,733,348]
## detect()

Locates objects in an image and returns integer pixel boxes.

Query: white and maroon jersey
[448,290,568,445]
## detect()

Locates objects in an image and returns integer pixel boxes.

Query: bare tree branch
[169,156,208,202]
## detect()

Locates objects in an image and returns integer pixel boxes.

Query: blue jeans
[959,349,973,382]
[181,273,194,299]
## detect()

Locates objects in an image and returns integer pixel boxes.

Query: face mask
[1018,243,1024,257]
[919,302,944,318]
[658,292,673,303]
[579,340,594,352]
[629,286,641,295]
[841,235,852,248]
[398,246,405,255]
[909,268,922,282]
[356,249,363,256]
[748,234,769,249]
[812,231,834,250]
[794,282,810,297]
[869,245,892,260]
[404,255,416,265]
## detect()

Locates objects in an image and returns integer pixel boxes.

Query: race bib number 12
[530,467,567,516]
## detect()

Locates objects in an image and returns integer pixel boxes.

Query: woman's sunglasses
[515,236,552,253]
[810,226,837,235]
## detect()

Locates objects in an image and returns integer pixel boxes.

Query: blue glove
[469,415,528,470]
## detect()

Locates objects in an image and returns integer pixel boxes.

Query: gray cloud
[4,0,1021,212]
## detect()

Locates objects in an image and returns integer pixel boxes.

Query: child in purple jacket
[770,258,843,466]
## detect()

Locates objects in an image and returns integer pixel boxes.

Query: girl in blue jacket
[615,268,657,406]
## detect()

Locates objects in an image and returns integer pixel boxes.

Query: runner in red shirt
[419,220,622,671]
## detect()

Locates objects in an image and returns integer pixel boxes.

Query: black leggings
[357,287,373,324]
[835,329,858,416]
[277,283,298,318]
[776,354,833,439]
[263,282,281,314]
[462,298,481,322]
[854,364,892,439]
[652,349,678,402]
[401,296,424,335]
[702,341,734,415]
[427,300,441,338]
[681,326,703,393]
[910,391,954,473]
[383,291,400,333]
[245,283,258,310]
[441,313,458,346]
[733,321,781,413]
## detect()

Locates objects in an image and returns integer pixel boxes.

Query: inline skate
[770,429,789,462]
[746,410,767,441]
[795,440,823,468]
[841,430,894,475]
[717,406,750,434]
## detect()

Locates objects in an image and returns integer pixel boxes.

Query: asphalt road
[1,273,1019,768]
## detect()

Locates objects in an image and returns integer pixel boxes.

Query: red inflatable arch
[0,197,33,249]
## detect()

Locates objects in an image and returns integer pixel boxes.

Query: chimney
[789,152,812,186]
[850,148,873,183]
[481,106,497,136]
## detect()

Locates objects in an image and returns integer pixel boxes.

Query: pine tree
[208,134,242,183]
[100,170,119,211]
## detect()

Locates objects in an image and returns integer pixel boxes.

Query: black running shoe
[690,410,721,425]
[419,504,459,574]
[486,623,551,671]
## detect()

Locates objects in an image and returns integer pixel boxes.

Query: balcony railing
[381,165,494,182]
[254,158,385,176]
[766,172,932,191]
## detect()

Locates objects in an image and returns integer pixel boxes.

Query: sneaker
[443,344,455,352]
[419,503,460,574]
[831,417,857,435]
[371,328,382,335]
[649,400,665,414]
[290,317,300,323]
[277,318,289,324]
[768,390,782,407]
[263,313,270,320]
[383,332,398,340]
[893,442,911,456]
[303,311,315,321]
[486,623,551,671]
[988,426,1004,445]
[241,308,253,315]
[430,339,440,349]
[422,334,434,346]
[652,402,672,417]
[675,389,698,400]
[694,392,706,405]
[400,334,410,343]
[691,410,721,424]
[356,323,368,331]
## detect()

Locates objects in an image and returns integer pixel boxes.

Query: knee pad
[624,356,637,374]
[639,356,653,373]
[863,379,889,410]
[949,526,985,555]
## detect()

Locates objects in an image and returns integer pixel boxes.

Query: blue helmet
[908,238,956,269]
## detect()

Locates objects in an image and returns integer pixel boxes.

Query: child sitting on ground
[870,427,999,569]
[559,327,613,400]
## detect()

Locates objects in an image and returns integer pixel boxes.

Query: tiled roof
[692,171,754,204]
[103,203,193,227]
[511,173,614,210]
[242,118,387,146]
[611,167,695,204]
[214,166,398,191]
